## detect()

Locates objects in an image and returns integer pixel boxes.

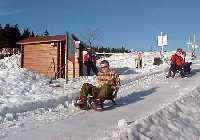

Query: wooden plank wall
[67,60,74,79]
[74,47,80,77]
[23,43,58,78]
[22,42,81,79]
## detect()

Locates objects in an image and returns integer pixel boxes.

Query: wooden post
[59,42,63,78]
[21,45,24,68]
[65,32,68,84]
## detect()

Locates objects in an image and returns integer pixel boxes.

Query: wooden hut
[17,34,85,79]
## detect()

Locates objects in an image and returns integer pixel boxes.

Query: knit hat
[176,48,183,53]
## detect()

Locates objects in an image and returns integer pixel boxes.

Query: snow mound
[118,119,128,128]
[0,54,20,69]
[108,86,200,140]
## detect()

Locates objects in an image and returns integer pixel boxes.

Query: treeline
[0,24,49,48]
[0,24,129,53]
[92,46,130,53]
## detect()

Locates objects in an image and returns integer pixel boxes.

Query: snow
[108,85,200,140]
[117,119,128,128]
[0,52,200,140]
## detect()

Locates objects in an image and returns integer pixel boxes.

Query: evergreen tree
[0,24,22,48]
[30,31,35,37]
[4,24,10,29]
[92,45,130,53]
[44,29,49,36]
[22,28,31,39]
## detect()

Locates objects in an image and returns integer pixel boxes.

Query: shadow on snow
[103,87,158,111]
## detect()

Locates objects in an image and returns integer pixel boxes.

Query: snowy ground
[1,52,200,140]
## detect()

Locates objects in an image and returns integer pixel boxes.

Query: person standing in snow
[135,51,143,68]
[182,51,192,75]
[83,48,98,76]
[138,51,143,68]
[76,60,120,110]
[166,48,185,78]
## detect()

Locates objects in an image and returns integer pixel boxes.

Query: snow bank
[0,55,81,121]
[106,85,200,140]
[0,55,100,125]
[0,54,20,69]
[97,52,171,75]
[97,52,163,69]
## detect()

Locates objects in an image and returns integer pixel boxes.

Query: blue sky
[0,0,200,52]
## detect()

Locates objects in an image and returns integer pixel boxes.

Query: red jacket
[83,53,96,65]
[171,54,184,66]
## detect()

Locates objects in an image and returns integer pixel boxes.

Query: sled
[90,101,103,112]
[75,95,116,112]
[88,99,116,112]
[166,62,192,78]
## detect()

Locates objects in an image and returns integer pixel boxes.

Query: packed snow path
[2,63,200,140]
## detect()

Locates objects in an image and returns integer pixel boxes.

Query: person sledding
[166,48,185,78]
[75,60,120,111]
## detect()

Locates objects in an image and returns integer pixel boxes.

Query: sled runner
[90,98,116,112]
[75,95,116,112]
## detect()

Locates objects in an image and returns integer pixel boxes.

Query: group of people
[166,48,192,78]
[76,47,192,110]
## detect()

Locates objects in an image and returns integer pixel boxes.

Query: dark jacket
[83,53,96,65]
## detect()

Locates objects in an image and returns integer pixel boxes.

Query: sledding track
[2,62,200,140]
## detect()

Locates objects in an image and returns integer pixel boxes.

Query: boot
[171,72,175,78]
[180,70,185,78]
[77,97,88,110]
[111,99,116,105]
[166,71,171,78]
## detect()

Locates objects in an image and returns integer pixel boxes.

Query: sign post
[191,34,198,57]
[186,34,198,57]
[157,32,168,58]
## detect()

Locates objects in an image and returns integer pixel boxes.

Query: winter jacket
[171,54,184,66]
[97,69,120,92]
[83,53,96,65]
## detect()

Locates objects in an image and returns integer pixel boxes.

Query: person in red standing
[166,48,185,78]
[83,47,98,76]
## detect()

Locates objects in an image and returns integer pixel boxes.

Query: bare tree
[82,28,99,48]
